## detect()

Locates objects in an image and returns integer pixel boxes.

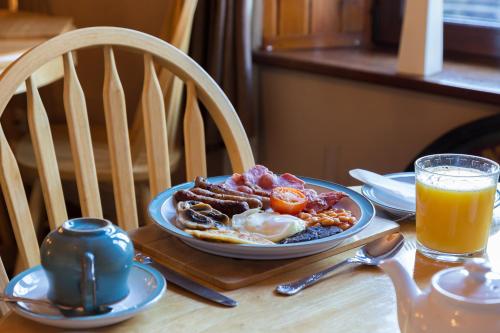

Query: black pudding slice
[279,225,343,244]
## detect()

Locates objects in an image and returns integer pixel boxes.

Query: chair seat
[14,125,182,182]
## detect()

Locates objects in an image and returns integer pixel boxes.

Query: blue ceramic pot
[40,218,134,313]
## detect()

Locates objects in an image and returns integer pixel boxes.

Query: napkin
[349,169,415,210]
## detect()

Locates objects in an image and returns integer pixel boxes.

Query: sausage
[243,184,271,198]
[190,187,262,209]
[195,177,271,208]
[174,190,249,217]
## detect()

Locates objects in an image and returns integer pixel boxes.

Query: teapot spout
[380,258,421,332]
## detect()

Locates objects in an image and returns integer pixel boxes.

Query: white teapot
[380,257,500,333]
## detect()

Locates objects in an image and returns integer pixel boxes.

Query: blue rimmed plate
[4,263,166,329]
[149,176,375,260]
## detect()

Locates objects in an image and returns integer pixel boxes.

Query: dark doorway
[406,114,500,171]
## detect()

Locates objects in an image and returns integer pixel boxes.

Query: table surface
[2,189,500,333]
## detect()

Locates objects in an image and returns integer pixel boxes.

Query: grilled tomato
[270,187,307,215]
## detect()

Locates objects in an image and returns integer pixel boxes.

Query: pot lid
[435,258,500,304]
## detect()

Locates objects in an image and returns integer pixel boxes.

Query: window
[372,0,500,59]
[444,0,500,27]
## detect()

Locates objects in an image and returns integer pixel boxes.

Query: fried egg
[232,209,305,242]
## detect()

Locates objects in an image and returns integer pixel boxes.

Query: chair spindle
[141,54,171,198]
[0,257,9,315]
[0,128,39,267]
[184,81,207,180]
[103,46,138,230]
[62,51,103,218]
[26,76,68,229]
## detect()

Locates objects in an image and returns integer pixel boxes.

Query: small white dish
[3,263,166,329]
[361,172,415,217]
[362,172,500,218]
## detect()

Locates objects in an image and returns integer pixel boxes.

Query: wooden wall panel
[341,0,366,32]
[262,0,369,50]
[311,0,341,34]
[278,0,310,36]
[263,0,278,39]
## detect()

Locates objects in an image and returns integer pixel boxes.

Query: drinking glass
[415,154,499,262]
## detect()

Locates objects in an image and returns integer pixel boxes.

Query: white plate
[361,172,415,217]
[361,172,500,218]
[3,263,166,329]
[149,176,375,260]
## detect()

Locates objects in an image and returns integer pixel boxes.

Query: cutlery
[134,253,238,307]
[0,293,54,307]
[275,232,405,295]
[0,293,111,316]
[391,212,415,222]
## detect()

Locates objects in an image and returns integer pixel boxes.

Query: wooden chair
[0,0,73,93]
[0,256,9,315]
[0,27,254,269]
[13,0,198,226]
[0,0,74,274]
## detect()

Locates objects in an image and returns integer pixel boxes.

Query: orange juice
[416,166,496,254]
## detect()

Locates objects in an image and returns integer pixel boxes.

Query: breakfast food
[185,229,274,245]
[270,187,308,215]
[195,176,271,208]
[279,225,343,244]
[223,165,305,194]
[173,165,356,246]
[174,189,250,216]
[190,187,263,209]
[298,208,357,230]
[232,209,306,242]
[176,200,230,230]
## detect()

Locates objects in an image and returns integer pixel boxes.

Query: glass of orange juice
[415,154,499,262]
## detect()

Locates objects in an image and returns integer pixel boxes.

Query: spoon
[0,293,54,307]
[275,232,405,296]
[0,293,112,317]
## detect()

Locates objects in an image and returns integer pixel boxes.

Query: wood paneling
[341,0,366,32]
[262,0,369,50]
[278,0,310,35]
[263,0,278,39]
[311,0,340,34]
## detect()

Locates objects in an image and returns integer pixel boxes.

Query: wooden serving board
[130,215,399,290]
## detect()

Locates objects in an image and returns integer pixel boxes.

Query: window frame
[372,0,500,59]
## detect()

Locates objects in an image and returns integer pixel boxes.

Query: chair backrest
[0,256,8,315]
[130,0,198,161]
[0,27,255,269]
[8,0,18,12]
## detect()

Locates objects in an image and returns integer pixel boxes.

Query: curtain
[189,0,256,141]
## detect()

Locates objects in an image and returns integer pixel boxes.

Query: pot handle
[494,187,500,208]
[80,252,97,313]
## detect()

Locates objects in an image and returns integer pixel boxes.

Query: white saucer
[362,172,500,218]
[4,262,166,329]
[361,172,416,218]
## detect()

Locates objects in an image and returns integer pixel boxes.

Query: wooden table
[0,10,74,95]
[2,197,500,332]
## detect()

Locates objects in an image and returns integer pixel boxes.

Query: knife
[134,253,238,307]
